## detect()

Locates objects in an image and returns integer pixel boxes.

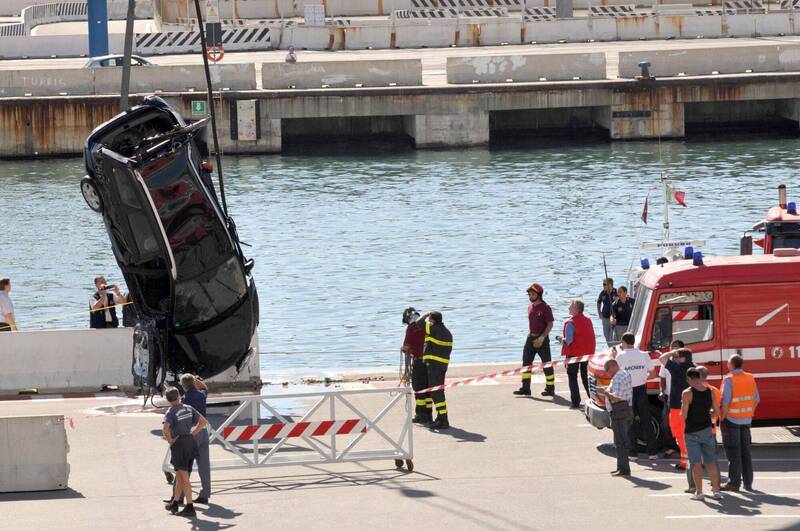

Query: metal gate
[163,387,413,473]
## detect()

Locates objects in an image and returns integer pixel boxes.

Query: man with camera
[89,275,123,329]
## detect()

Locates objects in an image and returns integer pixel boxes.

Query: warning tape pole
[414,353,597,394]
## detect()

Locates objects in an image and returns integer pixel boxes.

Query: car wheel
[634,403,664,453]
[81,177,103,213]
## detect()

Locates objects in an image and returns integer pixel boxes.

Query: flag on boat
[641,195,649,224]
[668,186,687,207]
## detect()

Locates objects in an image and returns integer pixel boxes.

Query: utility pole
[120,0,136,112]
[87,0,109,58]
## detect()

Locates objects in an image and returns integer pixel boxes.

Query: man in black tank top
[681,368,722,500]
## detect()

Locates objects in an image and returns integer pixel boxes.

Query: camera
[101,284,116,291]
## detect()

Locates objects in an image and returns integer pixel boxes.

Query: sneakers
[193,497,209,505]
[711,491,723,500]
[540,388,555,397]
[690,493,704,501]
[610,470,630,477]
[720,484,740,492]
[628,451,639,461]
[165,500,179,513]
[569,403,581,410]
[648,454,659,460]
[512,388,531,396]
[684,487,695,494]
[744,484,755,492]
[175,504,197,517]
[674,463,687,471]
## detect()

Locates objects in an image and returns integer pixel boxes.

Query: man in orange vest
[719,354,759,492]
[557,299,595,409]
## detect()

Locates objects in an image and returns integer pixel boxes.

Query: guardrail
[162,387,414,472]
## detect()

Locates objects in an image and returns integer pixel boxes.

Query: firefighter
[514,283,555,397]
[402,307,432,424]
[415,310,453,430]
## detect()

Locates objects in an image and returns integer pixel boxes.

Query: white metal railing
[162,387,413,473]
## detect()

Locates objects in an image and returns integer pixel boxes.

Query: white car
[84,54,154,68]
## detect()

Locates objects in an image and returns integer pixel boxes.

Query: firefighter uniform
[403,314,431,423]
[515,283,555,396]
[418,315,453,429]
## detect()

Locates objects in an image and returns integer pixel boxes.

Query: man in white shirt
[613,331,658,460]
[0,276,17,331]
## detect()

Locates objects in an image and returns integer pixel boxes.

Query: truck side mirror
[740,235,753,256]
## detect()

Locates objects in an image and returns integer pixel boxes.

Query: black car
[81,97,258,387]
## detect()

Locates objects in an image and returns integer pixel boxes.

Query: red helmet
[526,283,544,295]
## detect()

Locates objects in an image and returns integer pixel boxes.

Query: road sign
[191,100,207,116]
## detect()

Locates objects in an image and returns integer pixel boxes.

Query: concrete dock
[2,365,799,530]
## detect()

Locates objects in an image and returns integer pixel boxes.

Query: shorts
[170,435,198,472]
[685,426,717,465]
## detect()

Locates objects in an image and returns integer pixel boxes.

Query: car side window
[99,59,111,67]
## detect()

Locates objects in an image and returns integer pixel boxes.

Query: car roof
[640,254,800,290]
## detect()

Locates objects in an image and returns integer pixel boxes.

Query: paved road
[1,36,799,87]
[2,365,799,530]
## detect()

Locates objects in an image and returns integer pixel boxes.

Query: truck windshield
[773,234,800,249]
[629,286,652,341]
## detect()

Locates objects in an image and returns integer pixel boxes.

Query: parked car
[81,96,258,387]
[84,54,154,68]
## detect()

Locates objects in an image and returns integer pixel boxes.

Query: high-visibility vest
[422,320,453,365]
[561,313,596,357]
[725,371,757,420]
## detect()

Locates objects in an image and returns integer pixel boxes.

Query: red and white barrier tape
[415,354,596,394]
[222,419,367,441]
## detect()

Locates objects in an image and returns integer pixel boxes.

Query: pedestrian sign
[191,100,207,116]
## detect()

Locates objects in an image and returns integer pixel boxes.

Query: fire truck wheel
[634,404,664,453]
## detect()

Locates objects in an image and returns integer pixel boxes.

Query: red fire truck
[586,187,800,442]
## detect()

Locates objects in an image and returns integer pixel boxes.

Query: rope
[15,301,134,328]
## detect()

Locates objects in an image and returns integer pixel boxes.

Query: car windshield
[630,286,652,342]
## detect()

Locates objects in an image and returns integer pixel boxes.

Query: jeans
[685,427,718,465]
[612,415,633,474]
[628,385,657,454]
[194,427,211,499]
[566,360,589,406]
[722,419,753,489]
[600,317,614,346]
[613,325,628,342]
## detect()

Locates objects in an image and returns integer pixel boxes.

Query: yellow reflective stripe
[425,321,431,335]
[435,402,446,407]
[423,355,450,364]
[731,395,755,403]
[438,409,447,414]
[425,398,433,403]
[415,399,427,406]
[521,373,532,380]
[425,337,453,347]
[425,404,433,409]
[545,375,555,381]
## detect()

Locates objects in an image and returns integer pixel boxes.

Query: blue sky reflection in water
[1,136,797,379]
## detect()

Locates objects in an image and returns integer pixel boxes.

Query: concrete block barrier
[618,44,800,78]
[262,59,423,88]
[0,415,69,492]
[0,328,260,393]
[2,68,94,97]
[93,63,257,94]
[394,19,458,48]
[447,52,607,83]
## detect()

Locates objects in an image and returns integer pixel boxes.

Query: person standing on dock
[610,286,635,342]
[0,277,17,331]
[614,332,658,461]
[402,307,432,424]
[596,278,617,346]
[557,299,595,409]
[514,283,555,397]
[285,46,297,64]
[163,386,208,517]
[597,359,633,477]
[415,310,452,430]
[180,374,211,505]
[720,354,759,493]
[89,276,123,329]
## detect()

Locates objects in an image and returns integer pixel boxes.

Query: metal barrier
[162,387,414,473]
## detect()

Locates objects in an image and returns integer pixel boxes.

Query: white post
[661,171,670,242]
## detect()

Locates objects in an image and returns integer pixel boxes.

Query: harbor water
[1,134,797,379]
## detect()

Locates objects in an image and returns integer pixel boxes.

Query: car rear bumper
[585,399,611,429]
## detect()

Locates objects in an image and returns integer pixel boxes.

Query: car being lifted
[80,96,258,389]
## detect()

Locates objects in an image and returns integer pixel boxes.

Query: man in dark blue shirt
[180,373,210,504]
[596,278,617,346]
[163,387,207,517]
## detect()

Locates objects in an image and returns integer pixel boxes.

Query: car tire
[81,177,104,213]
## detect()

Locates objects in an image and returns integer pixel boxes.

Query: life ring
[207,46,224,63]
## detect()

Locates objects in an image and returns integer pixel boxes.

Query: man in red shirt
[514,283,555,397]
[402,307,431,424]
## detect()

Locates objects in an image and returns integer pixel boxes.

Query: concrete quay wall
[2,73,800,157]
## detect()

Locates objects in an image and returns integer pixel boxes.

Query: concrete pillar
[608,87,685,140]
[405,111,490,149]
[556,0,574,19]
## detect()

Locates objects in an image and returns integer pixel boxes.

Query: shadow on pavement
[0,488,85,501]
[524,394,573,407]
[428,426,487,443]
[209,468,437,496]
[621,476,671,491]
